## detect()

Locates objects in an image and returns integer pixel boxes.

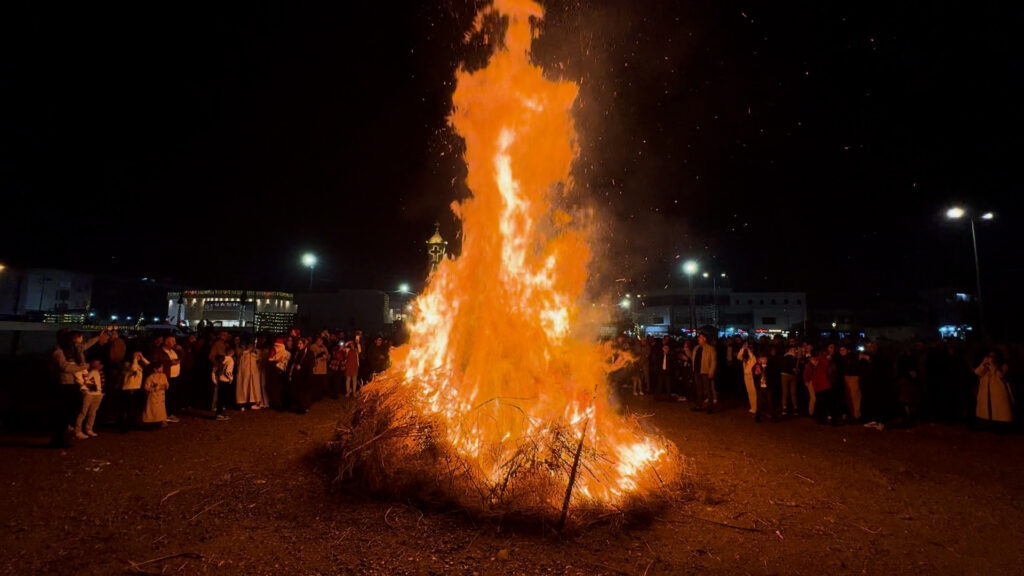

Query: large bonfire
[332,0,681,523]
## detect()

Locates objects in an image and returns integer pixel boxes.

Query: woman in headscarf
[974,350,1014,429]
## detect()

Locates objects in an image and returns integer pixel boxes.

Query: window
[762,317,777,325]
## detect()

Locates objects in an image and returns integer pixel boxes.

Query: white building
[627,288,807,338]
[168,290,296,332]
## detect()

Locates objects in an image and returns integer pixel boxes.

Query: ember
[333,0,680,522]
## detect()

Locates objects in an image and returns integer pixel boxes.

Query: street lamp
[302,253,317,292]
[398,283,411,294]
[683,260,699,332]
[702,271,727,329]
[946,206,993,335]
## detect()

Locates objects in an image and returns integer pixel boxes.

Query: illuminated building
[167,290,296,332]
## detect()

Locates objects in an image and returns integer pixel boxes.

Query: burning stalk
[558,416,589,529]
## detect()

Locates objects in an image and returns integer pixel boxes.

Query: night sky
[2,1,1020,320]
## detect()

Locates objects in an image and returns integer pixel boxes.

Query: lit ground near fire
[1,394,1021,576]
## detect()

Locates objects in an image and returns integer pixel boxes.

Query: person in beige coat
[975,351,1013,425]
[691,332,718,413]
[142,364,169,427]
[739,341,758,414]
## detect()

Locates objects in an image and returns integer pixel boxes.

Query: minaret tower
[426,222,448,276]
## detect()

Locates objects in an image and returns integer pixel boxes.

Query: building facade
[0,267,93,320]
[167,290,296,333]
[628,288,807,338]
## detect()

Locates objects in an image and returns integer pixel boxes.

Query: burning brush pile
[329,0,681,525]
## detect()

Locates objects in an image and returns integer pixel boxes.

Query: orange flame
[388,0,676,506]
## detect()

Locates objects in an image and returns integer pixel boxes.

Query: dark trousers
[212,379,232,415]
[755,385,776,421]
[816,387,841,423]
[290,375,314,412]
[51,383,82,446]
[118,389,144,431]
[266,369,285,409]
[165,376,182,414]
[327,372,342,398]
[655,369,671,395]
[694,374,714,410]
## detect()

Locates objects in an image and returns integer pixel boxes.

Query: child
[142,363,169,428]
[211,349,234,421]
[119,351,149,432]
[752,354,777,422]
[74,359,106,438]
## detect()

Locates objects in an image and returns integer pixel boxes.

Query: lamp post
[683,260,699,333]
[302,253,317,293]
[702,271,727,330]
[946,207,993,335]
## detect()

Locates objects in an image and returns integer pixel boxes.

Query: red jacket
[810,354,833,392]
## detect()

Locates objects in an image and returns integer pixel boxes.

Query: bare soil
[1,392,1022,576]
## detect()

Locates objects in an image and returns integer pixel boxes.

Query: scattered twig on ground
[794,473,815,483]
[384,507,396,528]
[125,552,202,575]
[160,485,194,505]
[643,558,656,576]
[187,501,222,522]
[928,540,962,557]
[657,514,764,534]
[771,499,800,508]
[585,561,632,575]
[854,523,882,534]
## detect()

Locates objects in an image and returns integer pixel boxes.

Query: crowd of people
[47,326,393,447]
[609,332,1018,431]
[45,324,1018,448]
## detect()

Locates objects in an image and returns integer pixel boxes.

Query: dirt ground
[1,390,1022,576]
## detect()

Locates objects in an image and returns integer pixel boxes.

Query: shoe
[75,431,88,440]
[240,407,246,412]
[166,415,180,423]
[691,406,704,412]
[215,414,230,421]
[748,409,756,415]
[251,405,262,411]
[86,430,98,438]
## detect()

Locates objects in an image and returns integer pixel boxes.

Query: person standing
[235,341,263,410]
[152,336,183,422]
[344,341,360,397]
[780,346,799,416]
[288,338,315,414]
[119,351,149,432]
[739,341,758,414]
[752,354,777,422]
[310,336,329,401]
[691,332,718,414]
[266,339,290,409]
[142,364,169,428]
[49,330,89,447]
[974,351,1014,429]
[210,349,234,420]
[74,359,106,438]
